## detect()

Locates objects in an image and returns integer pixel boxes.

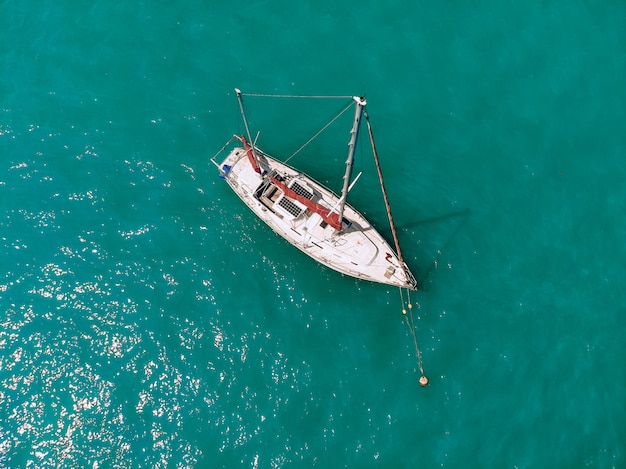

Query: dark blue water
[1,1,625,467]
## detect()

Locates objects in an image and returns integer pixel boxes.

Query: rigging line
[364,110,415,286]
[241,93,353,99]
[283,100,354,164]
[210,134,238,161]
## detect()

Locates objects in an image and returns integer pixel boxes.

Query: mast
[337,96,366,227]
[235,88,263,174]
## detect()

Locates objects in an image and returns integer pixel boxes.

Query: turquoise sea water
[1,1,625,467]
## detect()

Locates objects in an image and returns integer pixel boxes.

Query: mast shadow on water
[395,208,471,289]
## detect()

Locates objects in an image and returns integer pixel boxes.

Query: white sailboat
[211,89,418,290]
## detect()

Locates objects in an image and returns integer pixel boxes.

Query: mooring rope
[400,289,428,386]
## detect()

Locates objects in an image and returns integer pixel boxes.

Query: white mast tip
[353,96,367,106]
[235,88,242,95]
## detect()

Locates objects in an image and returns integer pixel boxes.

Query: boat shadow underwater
[394,208,471,289]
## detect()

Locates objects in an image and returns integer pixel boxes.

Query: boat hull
[216,142,417,290]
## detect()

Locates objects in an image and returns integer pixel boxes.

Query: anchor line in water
[400,288,428,386]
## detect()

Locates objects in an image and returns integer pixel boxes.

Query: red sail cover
[241,135,262,174]
[270,176,342,231]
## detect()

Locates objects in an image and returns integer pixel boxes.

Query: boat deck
[217,143,416,289]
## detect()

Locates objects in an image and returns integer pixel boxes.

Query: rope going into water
[400,289,427,385]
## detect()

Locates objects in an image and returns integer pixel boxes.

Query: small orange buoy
[419,375,429,387]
